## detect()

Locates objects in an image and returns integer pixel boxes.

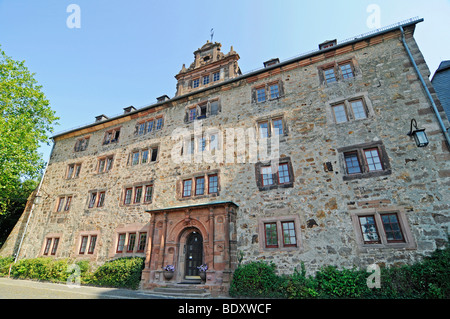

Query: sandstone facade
[2,19,449,296]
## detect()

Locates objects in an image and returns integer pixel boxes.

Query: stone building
[1,18,449,296]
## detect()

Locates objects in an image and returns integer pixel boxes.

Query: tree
[0,45,59,214]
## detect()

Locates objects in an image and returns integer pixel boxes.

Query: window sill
[258,182,294,192]
[178,193,219,201]
[343,169,391,181]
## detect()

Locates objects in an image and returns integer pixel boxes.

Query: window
[381,214,404,243]
[138,233,147,252]
[255,157,294,190]
[97,192,105,207]
[195,177,205,195]
[252,80,284,103]
[51,238,59,255]
[103,128,121,145]
[43,237,60,256]
[88,236,97,254]
[257,116,286,138]
[132,152,139,165]
[256,87,266,102]
[116,234,126,253]
[135,117,164,136]
[282,222,297,247]
[129,146,159,166]
[74,137,89,152]
[324,67,337,83]
[331,98,368,124]
[98,155,114,173]
[339,142,390,180]
[208,174,218,194]
[193,78,200,88]
[123,183,154,205]
[332,104,348,123]
[203,75,210,85]
[124,188,132,205]
[127,233,136,252]
[179,172,219,199]
[88,191,106,208]
[351,208,415,250]
[88,192,97,208]
[156,117,164,130]
[264,223,278,248]
[147,120,154,134]
[115,230,147,254]
[79,236,88,254]
[185,99,221,122]
[320,60,356,84]
[259,216,301,251]
[340,63,354,79]
[258,122,269,139]
[43,238,52,255]
[134,187,142,204]
[269,84,280,99]
[213,72,220,82]
[364,148,383,172]
[350,100,367,120]
[56,197,65,212]
[277,163,290,184]
[183,180,192,197]
[67,163,82,179]
[144,185,153,203]
[261,166,273,186]
[189,108,197,121]
[64,196,72,211]
[79,234,97,255]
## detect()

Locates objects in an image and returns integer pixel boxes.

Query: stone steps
[142,284,211,299]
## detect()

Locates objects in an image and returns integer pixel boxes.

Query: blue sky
[1,0,449,162]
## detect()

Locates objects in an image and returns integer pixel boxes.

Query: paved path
[0,277,166,299]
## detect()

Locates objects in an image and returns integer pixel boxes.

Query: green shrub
[229,261,284,298]
[90,257,145,290]
[0,256,14,276]
[230,241,450,299]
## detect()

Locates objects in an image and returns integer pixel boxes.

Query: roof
[52,17,424,139]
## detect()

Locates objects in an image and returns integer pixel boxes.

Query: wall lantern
[407,119,429,147]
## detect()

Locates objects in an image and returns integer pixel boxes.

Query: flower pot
[199,271,206,281]
[163,271,174,280]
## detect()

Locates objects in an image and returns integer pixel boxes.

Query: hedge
[230,241,450,299]
[0,256,145,290]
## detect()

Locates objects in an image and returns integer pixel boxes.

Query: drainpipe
[400,26,450,150]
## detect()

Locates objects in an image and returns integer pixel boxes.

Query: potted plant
[197,264,208,281]
[163,265,175,280]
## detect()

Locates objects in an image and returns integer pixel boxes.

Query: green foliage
[89,257,145,290]
[0,45,59,214]
[0,256,14,276]
[230,241,450,299]
[229,261,284,298]
[3,256,145,290]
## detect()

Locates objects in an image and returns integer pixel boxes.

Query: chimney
[157,95,170,103]
[123,106,136,114]
[95,114,108,122]
[263,58,280,68]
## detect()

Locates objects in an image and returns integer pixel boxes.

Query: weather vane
[210,28,214,42]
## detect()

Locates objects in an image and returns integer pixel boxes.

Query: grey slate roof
[432,60,450,122]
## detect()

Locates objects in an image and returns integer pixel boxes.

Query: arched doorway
[184,231,203,279]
